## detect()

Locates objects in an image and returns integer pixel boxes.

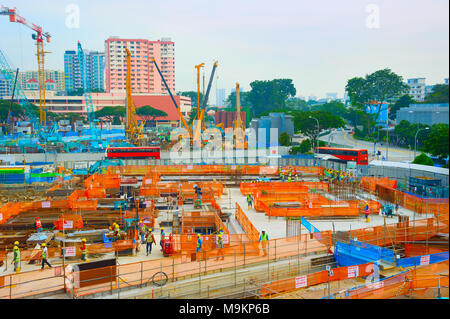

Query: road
[320,130,416,162]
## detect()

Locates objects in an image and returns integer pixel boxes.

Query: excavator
[125,47,146,146]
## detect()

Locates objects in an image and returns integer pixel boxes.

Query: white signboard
[41,201,51,208]
[368,281,384,290]
[0,213,3,221]
[145,179,152,185]
[420,255,430,266]
[63,220,73,229]
[187,165,193,170]
[295,275,307,289]
[222,234,229,244]
[348,265,359,278]
[64,246,76,257]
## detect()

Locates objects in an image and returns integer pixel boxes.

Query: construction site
[0,4,449,302]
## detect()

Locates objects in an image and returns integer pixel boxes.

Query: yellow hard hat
[14,241,19,245]
[161,227,165,230]
[218,234,223,238]
[149,228,152,232]
[197,233,201,237]
[82,238,86,242]
[115,224,119,228]
[41,243,46,247]
[13,246,18,250]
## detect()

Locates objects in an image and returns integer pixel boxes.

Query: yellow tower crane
[125,47,145,146]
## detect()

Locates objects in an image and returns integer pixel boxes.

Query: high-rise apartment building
[216,88,226,106]
[64,49,105,92]
[105,36,175,94]
[407,78,426,101]
[64,50,81,91]
[0,74,11,96]
[18,70,65,91]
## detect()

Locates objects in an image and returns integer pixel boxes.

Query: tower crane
[125,47,145,146]
[1,6,51,128]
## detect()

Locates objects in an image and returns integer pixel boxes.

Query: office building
[407,78,426,101]
[396,103,449,126]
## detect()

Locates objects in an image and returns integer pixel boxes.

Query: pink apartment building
[105,36,175,94]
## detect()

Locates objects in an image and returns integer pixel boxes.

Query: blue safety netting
[397,251,449,268]
[335,240,395,267]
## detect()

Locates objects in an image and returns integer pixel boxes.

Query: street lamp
[414,127,430,159]
[309,116,320,154]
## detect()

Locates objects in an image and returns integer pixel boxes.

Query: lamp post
[414,127,430,159]
[309,116,320,154]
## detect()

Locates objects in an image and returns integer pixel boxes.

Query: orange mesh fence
[404,244,449,257]
[240,181,328,196]
[53,214,84,230]
[343,260,448,299]
[360,177,397,192]
[261,262,374,297]
[349,217,447,247]
[235,203,260,241]
[279,166,325,176]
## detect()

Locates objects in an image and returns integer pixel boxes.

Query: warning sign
[0,213,3,221]
[63,220,73,229]
[41,201,51,208]
[64,246,76,257]
[295,275,307,288]
[222,234,229,244]
[420,255,430,265]
[368,281,384,289]
[348,265,359,278]
[145,179,152,185]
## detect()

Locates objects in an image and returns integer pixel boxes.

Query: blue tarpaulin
[397,251,449,268]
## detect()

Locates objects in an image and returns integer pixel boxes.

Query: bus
[106,146,161,159]
[315,147,368,165]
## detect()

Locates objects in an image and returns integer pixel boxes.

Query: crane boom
[151,57,192,138]
[125,47,144,145]
[1,6,51,127]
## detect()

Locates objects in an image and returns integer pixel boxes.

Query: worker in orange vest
[35,217,43,233]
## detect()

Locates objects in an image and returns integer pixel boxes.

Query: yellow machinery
[125,47,145,146]
[233,83,247,149]
[194,63,205,125]
[1,7,51,127]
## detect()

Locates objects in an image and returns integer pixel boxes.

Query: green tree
[0,99,24,121]
[286,97,309,111]
[424,84,449,104]
[390,94,416,119]
[226,90,252,108]
[423,123,449,159]
[279,132,291,146]
[298,139,312,153]
[345,68,409,136]
[412,153,435,166]
[248,79,296,117]
[136,105,167,122]
[94,106,125,122]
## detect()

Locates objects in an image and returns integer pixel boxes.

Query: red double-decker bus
[106,147,161,159]
[315,147,368,165]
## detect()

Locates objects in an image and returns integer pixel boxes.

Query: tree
[136,105,167,122]
[390,94,416,119]
[226,91,252,108]
[94,106,125,122]
[0,99,24,121]
[424,84,449,104]
[345,68,409,136]
[412,153,435,166]
[423,124,449,159]
[248,79,296,117]
[279,132,291,146]
[286,97,309,111]
[298,139,312,153]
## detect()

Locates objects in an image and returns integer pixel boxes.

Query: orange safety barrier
[240,181,329,196]
[349,217,447,247]
[261,262,374,297]
[344,260,448,299]
[404,244,449,257]
[360,177,397,192]
[53,214,84,230]
[235,203,260,241]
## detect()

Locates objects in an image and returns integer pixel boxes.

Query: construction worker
[364,204,370,222]
[247,194,253,210]
[215,233,224,261]
[145,228,156,256]
[35,216,43,233]
[138,220,146,245]
[113,224,121,242]
[40,243,52,269]
[259,230,269,256]
[12,242,20,273]
[80,239,88,262]
[196,234,203,253]
[218,228,224,236]
[295,174,300,182]
[160,227,165,251]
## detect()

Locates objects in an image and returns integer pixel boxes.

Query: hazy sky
[0,0,448,101]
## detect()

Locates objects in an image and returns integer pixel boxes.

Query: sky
[0,0,448,102]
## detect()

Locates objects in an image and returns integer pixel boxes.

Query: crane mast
[1,6,51,128]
